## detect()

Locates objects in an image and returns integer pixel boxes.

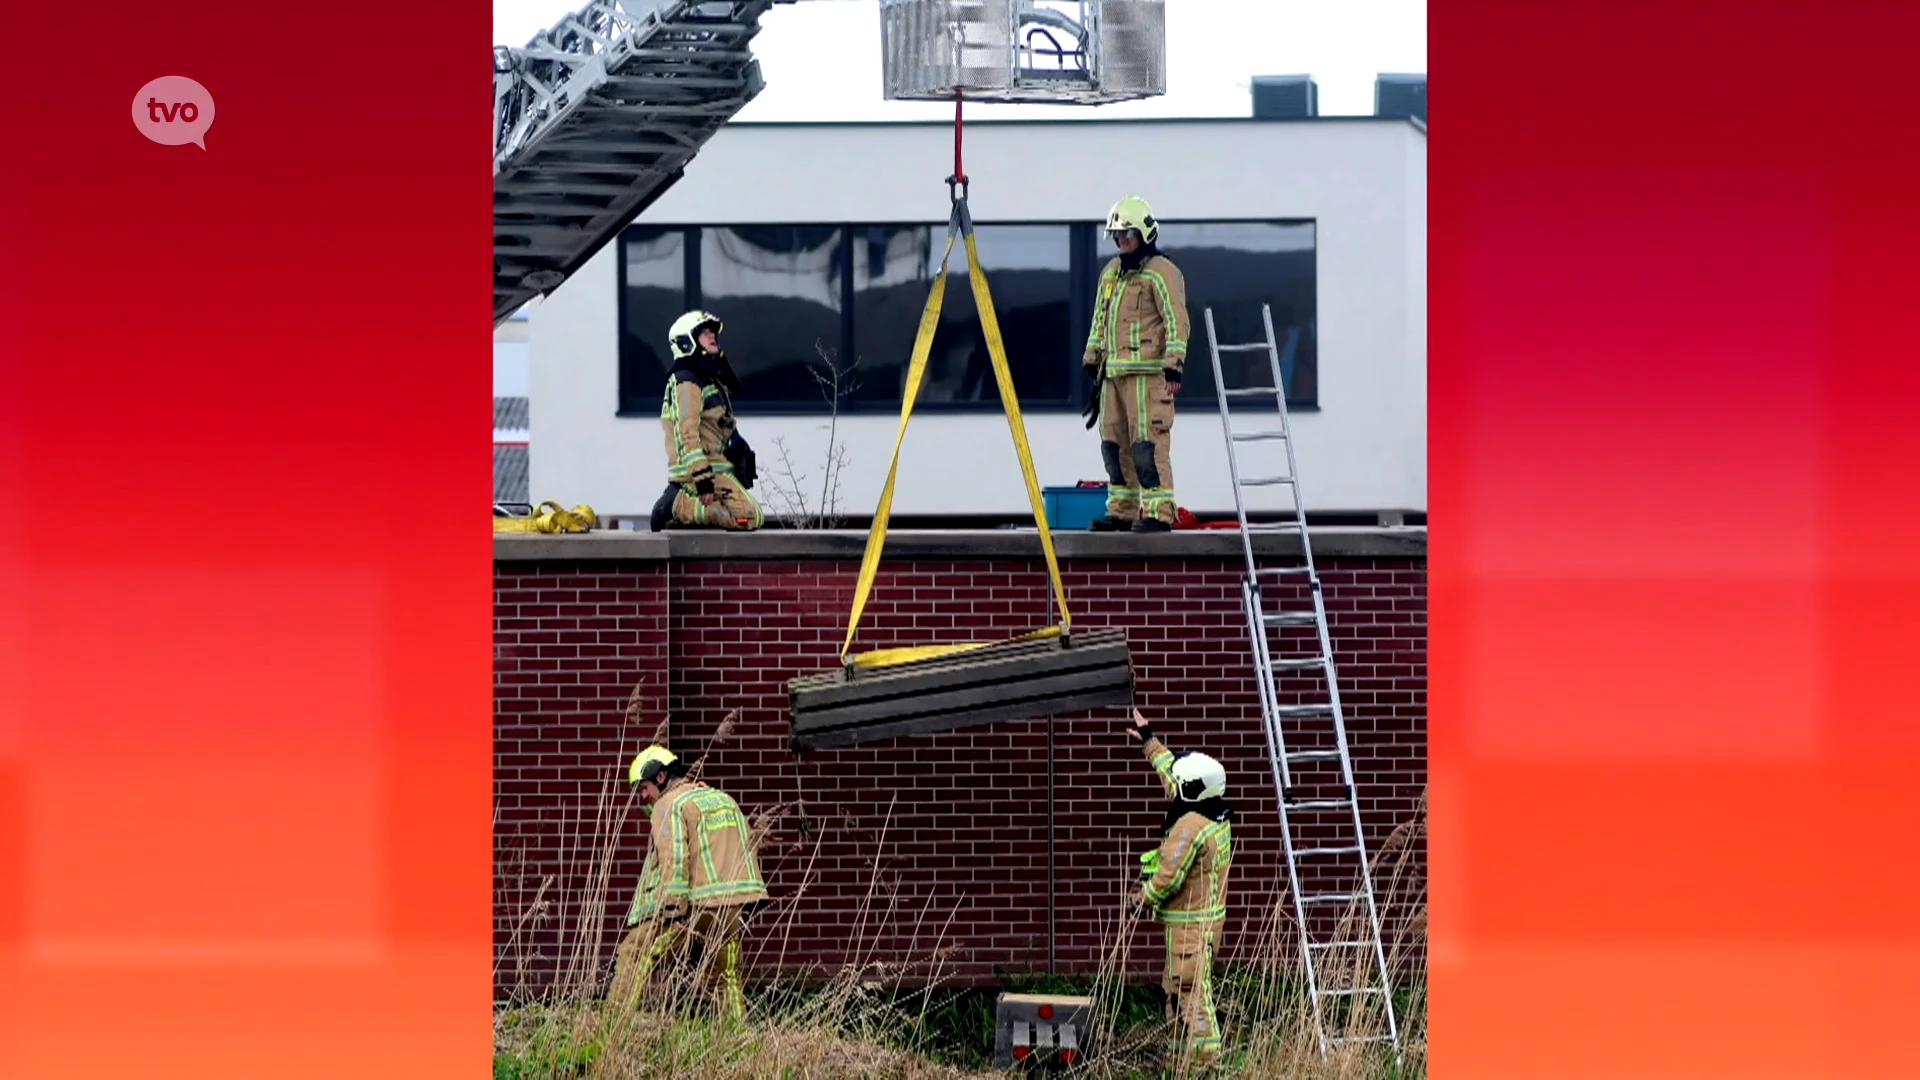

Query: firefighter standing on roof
[651,310,763,532]
[607,745,769,1020]
[1128,708,1232,1070]
[1083,195,1192,533]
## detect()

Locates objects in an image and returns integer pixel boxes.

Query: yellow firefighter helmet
[628,744,680,786]
[1105,195,1159,245]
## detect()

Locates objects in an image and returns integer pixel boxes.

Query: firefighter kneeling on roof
[650,310,763,532]
[607,745,769,1020]
[1083,195,1192,533]
[1129,708,1232,1069]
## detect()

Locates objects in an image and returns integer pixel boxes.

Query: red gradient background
[1431,1,1920,1077]
[5,0,1920,1076]
[0,2,493,1076]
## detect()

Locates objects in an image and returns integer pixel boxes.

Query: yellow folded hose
[493,500,598,534]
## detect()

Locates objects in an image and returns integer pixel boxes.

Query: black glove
[725,433,757,490]
[1082,363,1103,430]
[1163,367,1182,390]
[694,476,716,498]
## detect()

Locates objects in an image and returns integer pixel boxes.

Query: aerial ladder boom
[493,0,794,326]
[491,0,1146,326]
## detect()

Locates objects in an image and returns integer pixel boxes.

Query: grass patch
[497,703,1428,1079]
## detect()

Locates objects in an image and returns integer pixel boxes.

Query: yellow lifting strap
[493,501,598,534]
[838,198,1072,668]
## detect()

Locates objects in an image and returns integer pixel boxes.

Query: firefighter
[650,310,763,532]
[606,745,768,1021]
[1082,195,1192,533]
[1128,708,1232,1070]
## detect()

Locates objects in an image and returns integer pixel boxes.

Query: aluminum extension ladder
[1203,304,1401,1061]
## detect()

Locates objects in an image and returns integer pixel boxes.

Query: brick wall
[494,533,1426,1002]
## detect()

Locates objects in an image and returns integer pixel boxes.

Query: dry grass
[495,699,1427,1080]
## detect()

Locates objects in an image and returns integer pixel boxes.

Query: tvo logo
[132,76,215,150]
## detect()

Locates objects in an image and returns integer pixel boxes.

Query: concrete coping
[494,526,1426,563]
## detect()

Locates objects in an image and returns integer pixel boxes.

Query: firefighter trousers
[1163,921,1223,1070]
[1098,372,1176,524]
[652,473,764,532]
[607,906,748,1021]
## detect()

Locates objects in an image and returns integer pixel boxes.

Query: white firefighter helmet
[668,310,723,359]
[1169,751,1226,802]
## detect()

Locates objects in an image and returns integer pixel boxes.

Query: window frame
[614,216,1319,417]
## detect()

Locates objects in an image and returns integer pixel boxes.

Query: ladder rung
[1214,342,1270,353]
[1238,475,1295,487]
[1300,892,1357,905]
[1330,1034,1397,1045]
[1316,987,1386,998]
[1220,387,1275,398]
[1294,845,1363,858]
[1276,704,1334,717]
[1307,940,1374,950]
[1262,612,1317,626]
[1270,657,1324,671]
[1286,749,1343,761]
[1256,564,1314,574]
[1230,431,1289,442]
[1248,521,1305,532]
[1285,798,1353,811]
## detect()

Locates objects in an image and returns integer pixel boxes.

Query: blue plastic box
[1042,485,1109,530]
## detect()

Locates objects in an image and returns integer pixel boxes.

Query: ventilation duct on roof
[1374,73,1426,121]
[1250,74,1317,119]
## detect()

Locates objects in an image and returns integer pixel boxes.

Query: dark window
[700,226,845,405]
[615,218,1318,414]
[1154,221,1318,408]
[616,227,686,415]
[848,223,1073,408]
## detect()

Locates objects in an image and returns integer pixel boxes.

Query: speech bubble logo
[131,76,215,150]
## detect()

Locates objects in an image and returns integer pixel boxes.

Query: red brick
[493,552,1426,998]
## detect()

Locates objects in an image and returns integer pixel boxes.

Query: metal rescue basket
[879,0,1166,104]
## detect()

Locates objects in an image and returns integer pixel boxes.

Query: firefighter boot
[649,483,681,532]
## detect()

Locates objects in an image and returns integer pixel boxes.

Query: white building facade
[525,115,1426,523]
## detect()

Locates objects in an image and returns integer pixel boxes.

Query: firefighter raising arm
[1126,707,1233,1068]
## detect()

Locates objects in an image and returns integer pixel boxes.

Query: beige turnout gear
[611,776,768,1019]
[627,778,768,923]
[1083,204,1191,526]
[1084,252,1191,378]
[1137,736,1231,1068]
[1097,372,1178,524]
[659,366,761,530]
[608,905,749,1022]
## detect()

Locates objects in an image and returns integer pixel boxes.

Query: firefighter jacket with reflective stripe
[1138,738,1232,924]
[627,779,768,925]
[1084,254,1193,378]
[660,362,740,488]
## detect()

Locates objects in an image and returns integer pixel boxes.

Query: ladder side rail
[1261,303,1318,580]
[1311,579,1403,1056]
[1205,307,1260,584]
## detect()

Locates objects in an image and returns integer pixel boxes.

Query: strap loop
[838,194,1072,665]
